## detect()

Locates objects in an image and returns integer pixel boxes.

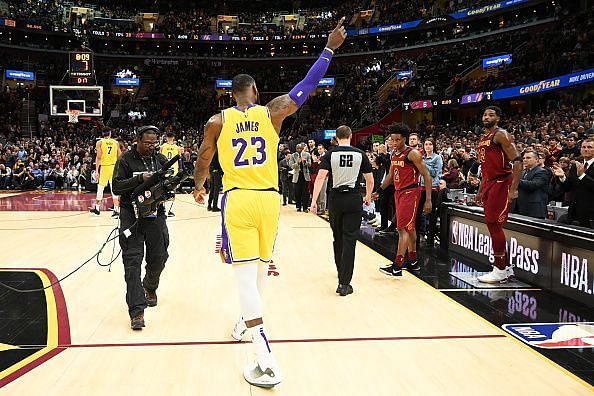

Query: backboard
[49,85,103,117]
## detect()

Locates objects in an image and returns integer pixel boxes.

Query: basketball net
[66,109,81,124]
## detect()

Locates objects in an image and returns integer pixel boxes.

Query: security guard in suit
[112,126,170,330]
[311,126,374,296]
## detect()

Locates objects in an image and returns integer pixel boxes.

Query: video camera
[132,154,192,218]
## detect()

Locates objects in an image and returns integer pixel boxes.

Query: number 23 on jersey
[232,136,267,167]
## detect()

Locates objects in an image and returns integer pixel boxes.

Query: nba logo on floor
[502,322,594,349]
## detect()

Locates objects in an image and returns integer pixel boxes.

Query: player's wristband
[324,47,335,55]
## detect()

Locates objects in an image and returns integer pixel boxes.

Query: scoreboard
[69,52,94,85]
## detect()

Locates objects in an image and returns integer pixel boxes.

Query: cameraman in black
[112,126,170,330]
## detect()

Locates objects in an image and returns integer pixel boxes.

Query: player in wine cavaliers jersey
[192,18,347,388]
[372,123,433,277]
[475,106,522,284]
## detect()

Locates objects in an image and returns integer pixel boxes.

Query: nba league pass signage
[551,243,594,306]
[449,216,552,288]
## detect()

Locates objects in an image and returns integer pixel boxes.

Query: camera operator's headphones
[136,125,160,140]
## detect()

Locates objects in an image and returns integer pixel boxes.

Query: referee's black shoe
[337,284,353,296]
[379,264,402,277]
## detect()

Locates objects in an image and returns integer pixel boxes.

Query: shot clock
[69,52,94,84]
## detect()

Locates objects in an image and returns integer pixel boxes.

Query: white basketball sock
[96,185,105,210]
[233,261,262,322]
[252,324,274,367]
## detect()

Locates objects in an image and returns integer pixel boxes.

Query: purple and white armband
[288,48,334,107]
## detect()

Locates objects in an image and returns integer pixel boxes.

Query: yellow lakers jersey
[161,142,180,172]
[100,138,118,165]
[160,143,180,161]
[218,105,279,192]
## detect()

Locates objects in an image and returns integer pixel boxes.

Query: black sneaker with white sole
[407,260,420,271]
[379,265,402,277]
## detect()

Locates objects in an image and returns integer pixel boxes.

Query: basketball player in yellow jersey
[160,131,183,217]
[193,18,346,388]
[90,128,120,216]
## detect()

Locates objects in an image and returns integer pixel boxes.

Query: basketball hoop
[66,109,81,124]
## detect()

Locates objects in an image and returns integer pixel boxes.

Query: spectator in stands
[78,163,89,190]
[559,136,581,159]
[66,165,79,189]
[13,163,35,190]
[544,137,562,167]
[30,164,43,186]
[278,151,293,206]
[442,159,462,189]
[417,137,442,247]
[316,144,329,213]
[460,173,481,195]
[515,150,550,219]
[307,139,318,156]
[552,138,594,228]
[0,163,11,189]
[289,143,312,212]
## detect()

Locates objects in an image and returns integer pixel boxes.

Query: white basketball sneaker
[477,266,510,284]
[506,266,515,281]
[243,356,282,388]
[231,318,248,341]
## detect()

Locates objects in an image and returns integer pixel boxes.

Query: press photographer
[112,126,171,330]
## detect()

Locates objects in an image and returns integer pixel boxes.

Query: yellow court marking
[0,270,61,381]
[0,344,19,352]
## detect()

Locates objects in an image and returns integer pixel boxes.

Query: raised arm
[193,114,222,204]
[266,17,347,133]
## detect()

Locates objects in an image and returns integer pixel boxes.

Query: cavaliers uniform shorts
[394,187,421,232]
[482,175,512,224]
[98,164,115,187]
[220,189,280,264]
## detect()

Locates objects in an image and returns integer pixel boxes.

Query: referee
[311,126,373,296]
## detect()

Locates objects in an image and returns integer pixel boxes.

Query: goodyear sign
[369,20,422,34]
[492,68,594,100]
[215,79,232,89]
[115,78,140,86]
[450,0,529,20]
[318,78,335,87]
[482,54,512,69]
[6,70,35,81]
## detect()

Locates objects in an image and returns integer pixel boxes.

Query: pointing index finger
[335,16,345,30]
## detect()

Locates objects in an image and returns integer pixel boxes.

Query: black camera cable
[0,219,137,293]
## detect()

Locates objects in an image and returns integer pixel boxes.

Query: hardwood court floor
[0,193,592,395]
